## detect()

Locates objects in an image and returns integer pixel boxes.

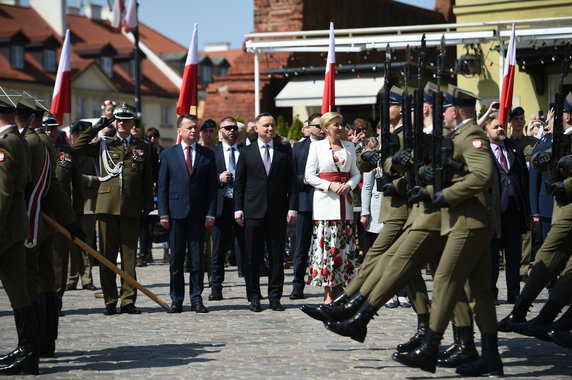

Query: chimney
[29,0,67,37]
[84,3,102,20]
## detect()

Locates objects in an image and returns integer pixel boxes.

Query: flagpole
[133,1,142,115]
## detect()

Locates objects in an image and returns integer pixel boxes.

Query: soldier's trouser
[344,219,405,296]
[25,235,56,302]
[98,214,140,307]
[520,230,532,276]
[0,240,31,309]
[67,214,95,287]
[52,233,70,311]
[429,228,497,335]
[550,255,572,306]
[520,220,572,302]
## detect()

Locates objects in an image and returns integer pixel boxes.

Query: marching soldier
[43,114,84,314]
[0,87,38,376]
[72,104,153,315]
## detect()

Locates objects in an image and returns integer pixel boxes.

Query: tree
[288,117,304,142]
[275,115,290,137]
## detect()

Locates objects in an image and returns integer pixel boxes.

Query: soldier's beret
[200,119,217,130]
[509,106,525,120]
[70,120,92,132]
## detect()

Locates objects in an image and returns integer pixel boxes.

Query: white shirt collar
[257,139,274,149]
[181,141,196,150]
[222,141,238,151]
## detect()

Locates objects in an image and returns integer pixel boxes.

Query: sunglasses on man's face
[222,125,238,131]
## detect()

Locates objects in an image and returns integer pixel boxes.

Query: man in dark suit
[209,116,246,301]
[290,113,324,300]
[234,112,298,312]
[158,114,217,313]
[483,116,530,304]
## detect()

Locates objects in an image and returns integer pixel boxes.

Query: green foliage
[276,115,290,137]
[365,121,375,137]
[288,117,304,141]
[234,115,244,123]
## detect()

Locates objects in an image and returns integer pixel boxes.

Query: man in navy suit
[234,112,298,312]
[483,116,530,304]
[158,114,217,313]
[290,113,324,300]
[209,116,247,301]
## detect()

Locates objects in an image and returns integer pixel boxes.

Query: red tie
[185,145,193,176]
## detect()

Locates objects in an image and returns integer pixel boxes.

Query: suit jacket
[489,137,530,237]
[305,139,360,221]
[72,127,154,218]
[441,120,495,235]
[157,143,217,220]
[234,140,297,219]
[529,137,554,219]
[212,142,242,218]
[292,137,314,213]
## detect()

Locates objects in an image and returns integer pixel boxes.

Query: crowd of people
[1,80,572,376]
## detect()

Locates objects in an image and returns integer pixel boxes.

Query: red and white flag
[124,0,137,33]
[111,0,125,32]
[176,23,199,117]
[499,24,516,126]
[321,22,336,114]
[50,29,71,125]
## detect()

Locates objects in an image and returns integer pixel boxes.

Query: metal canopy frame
[245,16,572,115]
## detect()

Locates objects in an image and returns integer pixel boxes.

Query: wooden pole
[42,213,172,313]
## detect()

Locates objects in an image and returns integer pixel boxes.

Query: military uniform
[72,107,153,313]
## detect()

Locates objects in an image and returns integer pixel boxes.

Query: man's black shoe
[250,296,262,312]
[83,284,97,291]
[270,299,285,311]
[103,305,117,315]
[65,284,76,291]
[289,288,304,300]
[191,301,209,313]
[168,302,183,313]
[208,289,223,301]
[120,304,141,314]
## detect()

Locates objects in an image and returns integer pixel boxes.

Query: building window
[101,56,113,77]
[43,49,56,72]
[199,65,212,83]
[75,97,87,120]
[161,105,171,126]
[11,45,24,69]
[218,66,228,76]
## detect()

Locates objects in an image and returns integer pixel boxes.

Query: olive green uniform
[72,127,153,308]
[0,125,31,309]
[51,143,83,311]
[67,155,99,288]
[429,119,497,334]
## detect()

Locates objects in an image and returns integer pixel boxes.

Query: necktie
[497,146,509,173]
[185,145,193,176]
[263,144,271,175]
[122,138,128,151]
[228,147,236,192]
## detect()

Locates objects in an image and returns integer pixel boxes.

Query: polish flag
[176,23,199,117]
[321,22,336,114]
[50,29,71,125]
[124,0,137,33]
[499,24,516,126]
[111,0,125,32]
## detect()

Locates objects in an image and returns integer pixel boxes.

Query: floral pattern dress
[307,149,357,287]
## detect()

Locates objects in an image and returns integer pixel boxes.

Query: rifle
[377,43,392,191]
[402,45,415,188]
[550,48,570,181]
[432,35,446,194]
[413,35,427,186]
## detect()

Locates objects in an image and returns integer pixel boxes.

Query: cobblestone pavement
[1,246,571,379]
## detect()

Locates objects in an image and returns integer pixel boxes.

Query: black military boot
[0,306,39,376]
[300,292,350,321]
[547,330,572,348]
[396,313,429,353]
[392,329,443,373]
[436,325,459,360]
[528,303,572,341]
[323,300,377,343]
[511,299,562,339]
[498,295,532,332]
[456,333,504,377]
[38,292,58,358]
[437,325,479,368]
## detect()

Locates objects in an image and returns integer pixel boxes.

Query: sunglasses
[222,125,238,131]
[308,124,321,128]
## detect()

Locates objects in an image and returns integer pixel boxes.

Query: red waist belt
[318,171,352,222]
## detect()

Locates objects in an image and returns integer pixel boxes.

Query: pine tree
[276,115,290,137]
[288,117,304,142]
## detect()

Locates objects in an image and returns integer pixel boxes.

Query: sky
[66,0,435,50]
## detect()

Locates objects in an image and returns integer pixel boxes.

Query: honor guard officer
[0,87,38,376]
[72,103,153,315]
[43,114,84,315]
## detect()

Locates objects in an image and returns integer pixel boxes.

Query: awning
[274,74,385,107]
